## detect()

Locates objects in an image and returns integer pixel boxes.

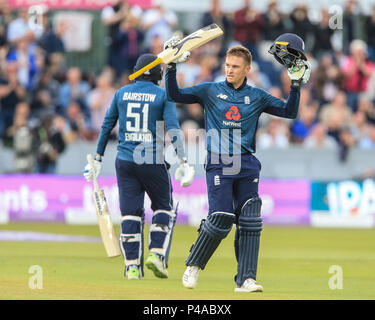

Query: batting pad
[235,197,263,285]
[120,211,145,270]
[185,211,235,270]
[148,209,177,268]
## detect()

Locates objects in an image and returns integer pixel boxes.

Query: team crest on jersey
[225,106,241,120]
[244,96,250,104]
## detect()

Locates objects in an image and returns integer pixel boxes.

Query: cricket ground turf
[0,223,374,300]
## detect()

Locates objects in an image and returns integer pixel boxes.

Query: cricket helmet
[268,33,307,69]
[133,53,163,83]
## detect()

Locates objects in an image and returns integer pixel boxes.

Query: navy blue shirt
[97,79,185,163]
[166,67,300,154]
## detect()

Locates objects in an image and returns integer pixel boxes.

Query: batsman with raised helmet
[83,54,195,280]
[164,33,311,292]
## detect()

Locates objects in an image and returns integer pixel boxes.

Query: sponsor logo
[244,96,250,104]
[225,106,241,121]
[217,93,228,100]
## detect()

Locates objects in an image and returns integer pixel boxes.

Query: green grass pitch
[0,223,374,300]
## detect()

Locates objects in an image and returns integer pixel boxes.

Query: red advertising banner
[8,0,152,10]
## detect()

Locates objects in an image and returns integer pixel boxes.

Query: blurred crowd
[1,0,375,174]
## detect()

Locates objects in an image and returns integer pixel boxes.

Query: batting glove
[164,36,191,64]
[83,155,102,182]
[288,60,311,87]
[175,158,195,187]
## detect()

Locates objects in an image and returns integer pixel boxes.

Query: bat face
[172,35,202,57]
[93,189,121,258]
[128,23,223,81]
[94,189,107,216]
[159,23,223,64]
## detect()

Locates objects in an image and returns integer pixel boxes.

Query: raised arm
[263,86,300,119]
[165,64,201,104]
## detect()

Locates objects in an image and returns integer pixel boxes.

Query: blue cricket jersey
[165,67,300,154]
[96,79,185,162]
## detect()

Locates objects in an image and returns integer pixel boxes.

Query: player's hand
[175,158,195,187]
[287,60,311,85]
[164,36,191,64]
[83,156,102,182]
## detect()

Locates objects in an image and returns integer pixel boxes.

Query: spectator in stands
[203,0,231,52]
[257,118,290,149]
[58,67,90,118]
[141,0,177,45]
[341,39,375,111]
[6,8,35,44]
[314,53,344,104]
[246,61,272,90]
[65,100,94,142]
[262,0,285,41]
[176,50,201,87]
[338,126,356,161]
[0,0,13,30]
[37,11,66,60]
[233,0,263,62]
[351,110,370,143]
[101,0,130,71]
[364,6,375,62]
[87,69,116,138]
[4,101,30,145]
[303,123,338,149]
[6,37,38,90]
[31,69,60,113]
[0,61,27,139]
[30,89,56,120]
[343,0,363,55]
[288,4,314,51]
[358,124,375,149]
[290,103,319,143]
[51,56,68,82]
[5,102,35,172]
[33,112,66,173]
[193,55,216,84]
[148,34,164,56]
[357,95,375,125]
[319,91,353,129]
[312,9,334,58]
[113,13,144,77]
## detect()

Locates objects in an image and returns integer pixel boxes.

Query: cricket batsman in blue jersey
[83,53,195,280]
[164,33,311,292]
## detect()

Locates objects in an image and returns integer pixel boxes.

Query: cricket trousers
[115,157,175,269]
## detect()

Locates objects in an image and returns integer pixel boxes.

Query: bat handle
[128,57,162,81]
[87,154,99,191]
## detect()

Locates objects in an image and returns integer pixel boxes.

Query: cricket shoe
[234,278,263,292]
[182,266,200,289]
[126,265,141,280]
[145,252,168,279]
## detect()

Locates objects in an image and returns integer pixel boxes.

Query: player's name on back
[122,92,157,102]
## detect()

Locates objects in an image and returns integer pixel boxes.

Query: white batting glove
[83,156,102,182]
[164,36,191,64]
[287,60,311,84]
[175,158,195,187]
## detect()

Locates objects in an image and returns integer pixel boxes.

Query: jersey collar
[225,77,247,90]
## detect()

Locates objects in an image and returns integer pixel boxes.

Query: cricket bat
[87,154,121,258]
[128,23,223,81]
